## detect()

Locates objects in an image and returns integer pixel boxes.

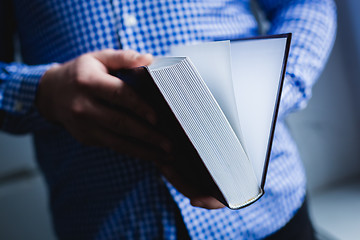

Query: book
[113,34,291,209]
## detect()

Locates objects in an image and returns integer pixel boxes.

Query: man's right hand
[36,49,172,163]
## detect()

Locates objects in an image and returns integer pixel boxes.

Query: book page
[169,41,246,148]
[149,57,186,70]
[230,37,287,183]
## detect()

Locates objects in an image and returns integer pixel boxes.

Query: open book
[114,34,291,209]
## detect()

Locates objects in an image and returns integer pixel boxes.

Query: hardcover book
[114,34,291,209]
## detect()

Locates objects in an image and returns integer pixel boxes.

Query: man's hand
[36,49,224,209]
[36,49,171,163]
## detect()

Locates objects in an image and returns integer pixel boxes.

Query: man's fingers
[77,49,156,124]
[92,49,153,70]
[86,72,157,124]
[95,127,170,163]
[190,197,225,209]
[82,99,170,152]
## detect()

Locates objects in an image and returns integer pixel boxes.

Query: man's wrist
[0,62,56,116]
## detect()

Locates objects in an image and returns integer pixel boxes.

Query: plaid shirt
[0,0,336,239]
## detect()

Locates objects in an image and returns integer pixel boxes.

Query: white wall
[287,40,360,191]
[287,0,360,192]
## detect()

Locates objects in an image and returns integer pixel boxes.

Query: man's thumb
[93,49,153,70]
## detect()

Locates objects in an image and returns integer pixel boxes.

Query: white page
[230,38,287,183]
[169,41,245,145]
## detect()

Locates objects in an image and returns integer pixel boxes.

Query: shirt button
[13,100,23,112]
[123,14,137,27]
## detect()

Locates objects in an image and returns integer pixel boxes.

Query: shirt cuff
[0,63,54,115]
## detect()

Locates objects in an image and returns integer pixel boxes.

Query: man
[0,0,336,239]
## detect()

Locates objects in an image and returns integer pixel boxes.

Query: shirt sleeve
[0,63,56,134]
[0,2,55,134]
[256,0,337,119]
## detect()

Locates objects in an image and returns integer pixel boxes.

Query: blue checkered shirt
[0,0,336,239]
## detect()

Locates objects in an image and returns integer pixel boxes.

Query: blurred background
[0,0,359,239]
